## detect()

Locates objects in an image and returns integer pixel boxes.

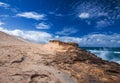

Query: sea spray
[82,47,120,64]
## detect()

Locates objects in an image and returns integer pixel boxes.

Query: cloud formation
[49,12,64,17]
[96,20,111,28]
[79,12,90,19]
[55,34,120,47]
[0,27,120,47]
[16,12,45,20]
[75,0,120,28]
[0,22,4,26]
[0,27,52,43]
[36,22,50,29]
[56,28,78,36]
[0,2,9,8]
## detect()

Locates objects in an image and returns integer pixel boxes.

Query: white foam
[114,51,120,54]
[116,61,120,64]
[89,49,110,59]
[88,49,120,64]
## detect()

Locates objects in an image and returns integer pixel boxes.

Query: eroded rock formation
[0,31,120,83]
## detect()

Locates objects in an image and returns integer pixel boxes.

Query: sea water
[82,47,120,64]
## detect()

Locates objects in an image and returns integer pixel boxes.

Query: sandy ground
[0,31,120,83]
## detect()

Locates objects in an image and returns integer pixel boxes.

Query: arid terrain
[0,31,120,83]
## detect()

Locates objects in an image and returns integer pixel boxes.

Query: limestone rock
[0,31,120,83]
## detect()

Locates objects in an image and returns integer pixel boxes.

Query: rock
[0,31,120,83]
[49,40,79,47]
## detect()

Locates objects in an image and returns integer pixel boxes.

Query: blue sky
[0,0,120,47]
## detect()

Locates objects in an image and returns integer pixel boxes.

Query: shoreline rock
[0,31,120,83]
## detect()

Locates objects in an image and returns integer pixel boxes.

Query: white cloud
[54,36,81,43]
[0,27,120,47]
[79,12,90,19]
[96,20,111,28]
[0,15,9,17]
[0,27,52,43]
[0,22,4,26]
[49,12,64,17]
[54,33,120,47]
[0,2,9,8]
[56,28,78,36]
[98,12,108,17]
[16,12,45,20]
[75,1,120,28]
[55,14,63,17]
[36,22,50,29]
[85,20,91,25]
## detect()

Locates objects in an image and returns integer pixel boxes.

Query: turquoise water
[82,47,120,64]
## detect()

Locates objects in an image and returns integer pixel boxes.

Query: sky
[0,0,120,47]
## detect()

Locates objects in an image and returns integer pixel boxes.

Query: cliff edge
[44,40,120,83]
[0,32,120,83]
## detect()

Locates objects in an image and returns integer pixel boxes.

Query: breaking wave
[84,47,120,64]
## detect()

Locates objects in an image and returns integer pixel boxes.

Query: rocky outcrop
[49,40,79,47]
[43,40,120,83]
[44,40,79,53]
[0,31,120,83]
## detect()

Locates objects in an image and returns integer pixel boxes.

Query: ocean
[82,47,120,64]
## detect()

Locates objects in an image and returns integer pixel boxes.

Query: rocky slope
[0,31,29,45]
[0,31,120,83]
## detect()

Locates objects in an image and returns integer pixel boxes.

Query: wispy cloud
[16,12,45,20]
[56,28,78,36]
[96,20,111,29]
[0,2,10,8]
[49,12,64,17]
[0,21,4,26]
[98,12,108,17]
[36,22,50,29]
[75,0,120,28]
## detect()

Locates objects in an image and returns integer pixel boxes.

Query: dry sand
[0,31,120,83]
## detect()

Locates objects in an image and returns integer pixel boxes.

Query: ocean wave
[114,51,120,54]
[88,49,120,64]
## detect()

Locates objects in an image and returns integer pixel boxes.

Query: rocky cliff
[0,31,120,83]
